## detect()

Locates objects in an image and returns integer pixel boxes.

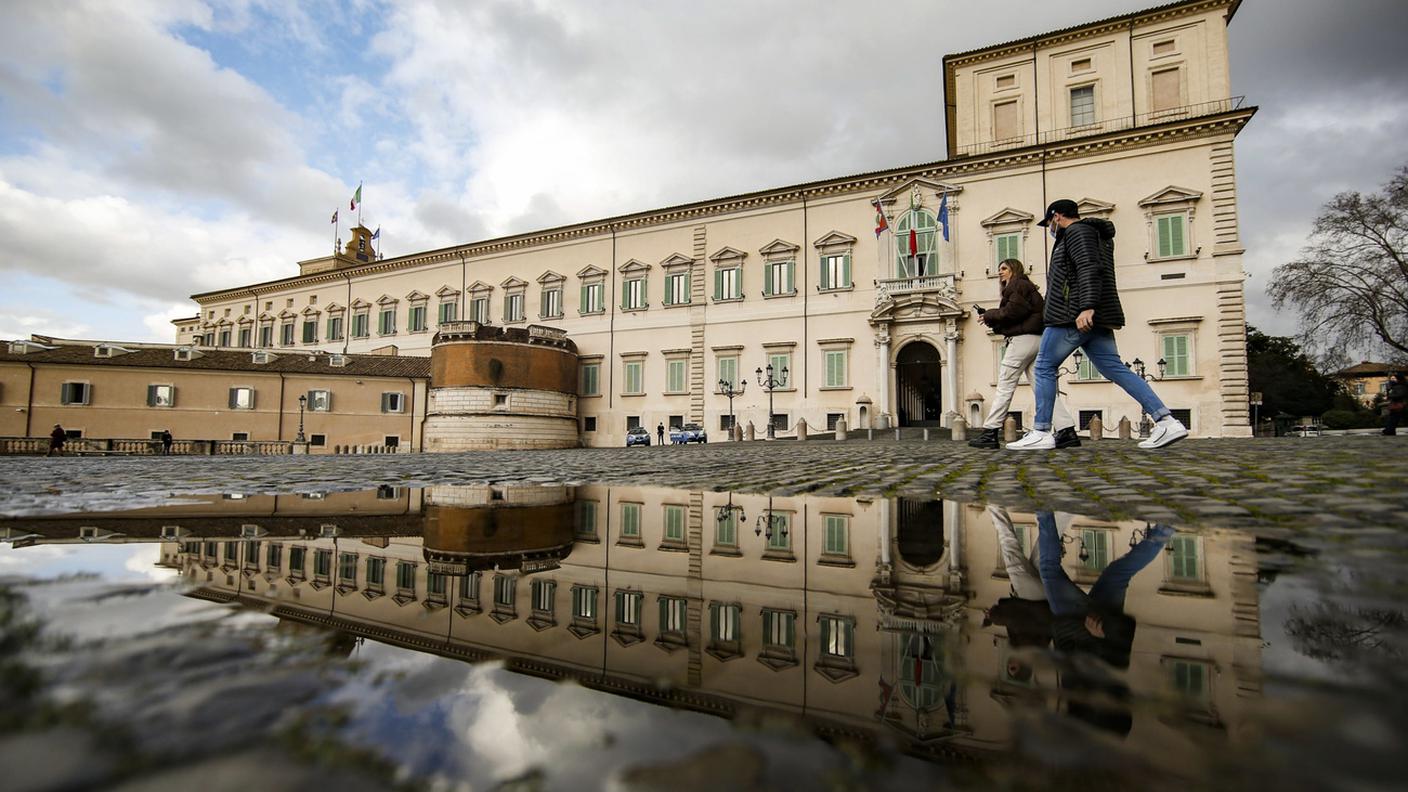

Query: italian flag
[350,184,361,210]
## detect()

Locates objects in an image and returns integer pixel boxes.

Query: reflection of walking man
[160,429,174,455]
[48,424,66,456]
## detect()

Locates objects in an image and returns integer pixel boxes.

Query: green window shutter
[1157,216,1172,258]
[735,267,742,298]
[714,268,723,300]
[659,597,669,630]
[709,603,719,640]
[763,610,773,644]
[819,257,830,290]
[819,616,831,653]
[785,261,794,293]
[147,385,157,407]
[763,263,773,296]
[228,388,238,409]
[841,254,851,287]
[642,277,647,307]
[1170,215,1185,256]
[580,285,589,312]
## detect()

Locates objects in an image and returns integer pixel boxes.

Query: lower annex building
[172,0,1254,447]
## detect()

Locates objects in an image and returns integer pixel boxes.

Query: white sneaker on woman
[1138,417,1188,449]
[1006,430,1055,450]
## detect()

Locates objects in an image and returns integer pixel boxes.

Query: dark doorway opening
[896,341,942,427]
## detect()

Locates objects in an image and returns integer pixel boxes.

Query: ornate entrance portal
[896,342,942,426]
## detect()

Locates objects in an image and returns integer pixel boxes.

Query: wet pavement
[2,478,1406,790]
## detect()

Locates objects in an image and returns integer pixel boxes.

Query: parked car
[625,427,651,447]
[669,422,708,444]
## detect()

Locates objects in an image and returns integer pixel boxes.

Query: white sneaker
[1006,430,1055,450]
[1138,417,1188,449]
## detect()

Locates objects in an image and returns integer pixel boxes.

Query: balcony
[953,97,1247,158]
[875,273,958,304]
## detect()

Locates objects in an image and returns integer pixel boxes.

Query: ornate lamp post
[1053,348,1086,380]
[715,492,746,528]
[1129,522,1176,553]
[1125,357,1167,437]
[755,501,788,542]
[755,363,789,440]
[296,394,307,443]
[718,376,746,440]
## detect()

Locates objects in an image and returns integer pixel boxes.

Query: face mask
[1049,225,1058,240]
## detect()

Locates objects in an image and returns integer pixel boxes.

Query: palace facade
[177,0,1254,444]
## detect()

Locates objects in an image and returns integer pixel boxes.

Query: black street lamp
[718,376,746,440]
[1125,357,1167,437]
[755,502,788,542]
[755,363,789,440]
[715,492,745,528]
[1054,347,1087,380]
[296,394,307,443]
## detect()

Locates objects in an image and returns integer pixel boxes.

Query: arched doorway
[896,498,944,567]
[896,341,942,427]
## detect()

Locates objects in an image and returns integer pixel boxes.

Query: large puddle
[1,484,1405,790]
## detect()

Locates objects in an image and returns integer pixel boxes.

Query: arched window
[894,209,939,277]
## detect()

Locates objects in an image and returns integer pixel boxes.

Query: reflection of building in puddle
[150,485,1261,764]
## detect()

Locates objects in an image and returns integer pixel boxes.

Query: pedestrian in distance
[48,423,66,456]
[656,422,665,446]
[1008,199,1189,450]
[1383,373,1407,435]
[161,429,174,455]
[970,258,1079,449]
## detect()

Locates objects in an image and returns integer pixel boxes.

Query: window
[577,499,599,540]
[620,502,641,540]
[1070,85,1096,126]
[408,305,427,332]
[531,579,555,614]
[580,362,601,396]
[896,210,942,277]
[288,546,306,578]
[504,293,525,322]
[714,266,741,300]
[622,277,646,310]
[301,320,316,343]
[1151,67,1181,112]
[826,413,844,431]
[659,596,688,637]
[1080,528,1112,573]
[583,417,597,432]
[438,301,457,324]
[1156,213,1188,258]
[994,99,1020,140]
[1169,535,1200,580]
[306,433,324,448]
[458,572,481,612]
[396,561,415,592]
[625,415,641,431]
[768,352,792,385]
[228,387,254,410]
[427,572,447,600]
[580,282,604,314]
[823,515,849,557]
[307,390,331,412]
[378,307,396,335]
[338,552,357,583]
[995,74,1015,89]
[326,315,343,341]
[820,253,851,290]
[231,432,249,441]
[541,288,562,319]
[384,435,400,449]
[995,232,1022,266]
[715,507,738,548]
[823,349,848,388]
[763,609,796,653]
[708,602,742,657]
[572,586,597,621]
[615,590,643,631]
[259,325,273,347]
[664,272,690,306]
[1152,39,1177,57]
[717,356,739,391]
[351,312,369,338]
[493,576,516,607]
[1162,333,1191,376]
[1071,57,1092,73]
[218,329,231,347]
[266,544,282,571]
[60,382,91,405]
[765,513,792,553]
[471,297,490,323]
[666,359,687,394]
[1079,410,1103,431]
[147,384,174,408]
[314,549,332,579]
[663,505,686,545]
[623,360,644,395]
[763,260,795,296]
[280,323,295,346]
[238,328,252,347]
[819,615,854,659]
[1077,356,1106,381]
[1169,659,1211,704]
[381,392,404,413]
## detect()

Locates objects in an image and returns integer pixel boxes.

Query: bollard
[878,413,892,430]
[895,428,901,442]
[745,421,756,442]
[950,416,967,442]
[923,428,930,442]
[796,419,808,441]
[866,429,874,441]
[1117,417,1132,440]
[834,417,847,441]
[1088,415,1103,441]
[1002,416,1017,443]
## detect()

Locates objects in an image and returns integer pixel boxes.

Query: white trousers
[988,505,1045,601]
[982,333,1076,431]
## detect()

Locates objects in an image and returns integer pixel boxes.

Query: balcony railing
[952,97,1246,158]
[875,273,958,303]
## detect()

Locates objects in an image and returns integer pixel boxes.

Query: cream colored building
[140,482,1262,762]
[181,0,1254,442]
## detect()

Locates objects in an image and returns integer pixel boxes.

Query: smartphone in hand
[975,305,987,315]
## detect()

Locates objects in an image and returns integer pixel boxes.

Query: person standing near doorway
[1009,199,1188,450]
[656,422,665,446]
[160,429,174,455]
[970,259,1079,449]
[48,424,66,456]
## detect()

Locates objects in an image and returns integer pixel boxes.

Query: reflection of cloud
[0,544,77,570]
[124,545,179,583]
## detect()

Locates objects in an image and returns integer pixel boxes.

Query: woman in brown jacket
[970,260,1079,449]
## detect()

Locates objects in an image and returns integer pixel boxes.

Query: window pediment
[759,239,799,258]
[813,231,857,251]
[405,290,429,302]
[979,208,1034,228]
[236,315,254,325]
[1138,186,1203,209]
[435,284,461,298]
[537,270,565,285]
[278,309,297,319]
[1075,197,1116,217]
[376,294,398,306]
[660,253,693,270]
[468,280,494,294]
[577,264,608,279]
[257,311,276,321]
[501,276,528,290]
[709,246,747,264]
[301,306,322,317]
[324,302,344,313]
[618,259,650,275]
[349,298,371,310]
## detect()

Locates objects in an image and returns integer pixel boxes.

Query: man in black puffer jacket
[1008,199,1188,450]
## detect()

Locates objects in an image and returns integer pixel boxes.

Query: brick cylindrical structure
[421,484,576,575]
[424,323,579,451]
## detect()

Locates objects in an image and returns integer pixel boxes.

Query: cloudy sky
[1,0,1405,345]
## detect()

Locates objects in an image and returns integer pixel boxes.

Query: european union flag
[937,192,950,242]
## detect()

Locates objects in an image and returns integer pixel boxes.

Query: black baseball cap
[1037,199,1080,226]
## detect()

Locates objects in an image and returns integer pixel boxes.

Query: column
[943,319,959,428]
[875,330,891,428]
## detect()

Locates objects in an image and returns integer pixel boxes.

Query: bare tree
[1269,166,1408,361]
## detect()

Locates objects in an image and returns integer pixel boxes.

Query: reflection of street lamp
[296,394,307,443]
[718,377,746,440]
[1125,357,1167,437]
[755,501,788,542]
[715,492,746,528]
[756,363,789,440]
[1129,523,1176,553]
[1059,531,1090,563]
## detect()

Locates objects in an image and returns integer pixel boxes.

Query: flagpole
[357,181,363,227]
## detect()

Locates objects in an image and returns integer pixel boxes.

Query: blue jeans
[1033,326,1171,431]
[1035,511,1173,616]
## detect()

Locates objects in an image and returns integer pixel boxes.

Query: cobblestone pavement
[3,436,1406,532]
